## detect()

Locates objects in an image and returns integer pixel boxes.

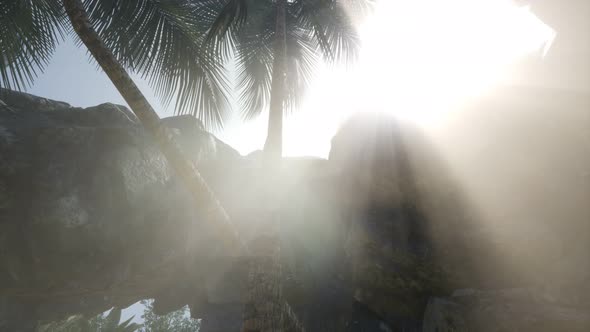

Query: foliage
[0,0,65,91]
[37,301,201,332]
[139,300,200,332]
[206,0,372,120]
[0,0,232,129]
[38,308,140,332]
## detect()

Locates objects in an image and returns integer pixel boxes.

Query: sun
[282,0,555,157]
[354,0,555,124]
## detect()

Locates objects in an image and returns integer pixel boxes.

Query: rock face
[329,114,441,330]
[322,86,590,330]
[1,88,589,331]
[0,89,243,330]
[423,289,590,332]
[326,113,496,330]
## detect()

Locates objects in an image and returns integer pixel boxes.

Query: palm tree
[205,2,370,330]
[0,0,241,251]
[208,0,369,159]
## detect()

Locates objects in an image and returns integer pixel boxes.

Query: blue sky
[29,39,162,114]
[27,37,269,156]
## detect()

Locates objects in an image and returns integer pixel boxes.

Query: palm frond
[83,0,232,129]
[295,0,360,64]
[283,25,318,114]
[117,316,141,332]
[104,307,123,331]
[197,0,237,60]
[339,0,376,18]
[207,0,361,122]
[233,1,275,120]
[0,0,65,90]
[204,0,248,42]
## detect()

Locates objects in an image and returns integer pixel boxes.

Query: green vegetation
[0,0,232,127]
[37,301,200,332]
[38,308,140,332]
[139,300,200,332]
[0,1,370,330]
[207,0,368,157]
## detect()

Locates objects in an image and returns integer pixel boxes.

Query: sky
[26,0,555,159]
[26,38,272,156]
[20,0,559,326]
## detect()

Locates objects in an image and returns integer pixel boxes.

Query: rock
[0,88,71,112]
[328,113,452,330]
[3,88,587,332]
[0,91,508,330]
[330,113,410,210]
[423,288,590,332]
[0,89,243,327]
[327,112,533,330]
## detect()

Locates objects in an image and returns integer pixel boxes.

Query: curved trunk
[263,0,288,160]
[62,0,241,254]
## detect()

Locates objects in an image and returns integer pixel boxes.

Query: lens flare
[283,0,555,157]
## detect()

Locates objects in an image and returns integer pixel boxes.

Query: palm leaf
[117,316,141,332]
[229,0,359,119]
[232,0,275,120]
[83,0,232,129]
[204,0,248,42]
[339,0,376,18]
[104,307,123,331]
[0,0,65,90]
[295,0,360,64]
[283,24,318,113]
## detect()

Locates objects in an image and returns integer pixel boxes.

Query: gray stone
[3,87,588,332]
[0,89,243,327]
[423,289,590,332]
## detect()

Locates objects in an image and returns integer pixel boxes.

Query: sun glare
[282,0,555,157]
[356,0,555,122]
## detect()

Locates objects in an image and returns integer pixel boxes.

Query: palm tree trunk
[62,0,241,254]
[243,3,289,331]
[263,0,288,160]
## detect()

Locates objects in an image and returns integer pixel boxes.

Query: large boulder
[0,89,243,329]
[328,113,467,330]
[325,87,590,330]
[423,288,590,332]
[2,86,589,331]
